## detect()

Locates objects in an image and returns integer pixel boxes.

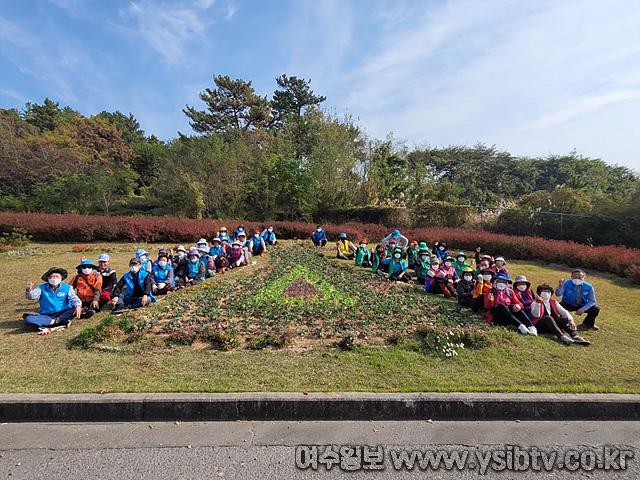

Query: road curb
[1,393,639,422]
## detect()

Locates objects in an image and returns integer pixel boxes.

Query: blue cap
[494,273,512,283]
[392,229,400,236]
[339,232,347,239]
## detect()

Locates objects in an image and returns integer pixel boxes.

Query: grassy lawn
[0,241,638,393]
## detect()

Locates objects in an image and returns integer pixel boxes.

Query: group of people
[323,227,600,346]
[23,225,277,335]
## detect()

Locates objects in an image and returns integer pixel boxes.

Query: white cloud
[119,0,234,65]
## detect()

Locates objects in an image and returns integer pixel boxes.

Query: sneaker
[579,323,599,331]
[111,306,128,315]
[518,324,529,335]
[527,326,538,336]
[572,335,591,346]
[560,334,574,345]
[81,310,94,319]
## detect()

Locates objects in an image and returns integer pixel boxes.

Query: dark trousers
[536,315,578,338]
[560,301,600,327]
[312,237,327,247]
[492,304,532,328]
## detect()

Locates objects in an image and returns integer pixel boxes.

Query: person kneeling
[530,284,590,345]
[355,239,372,267]
[24,267,82,335]
[336,232,356,260]
[111,258,156,314]
[484,274,536,335]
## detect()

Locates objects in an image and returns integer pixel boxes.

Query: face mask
[420,255,429,260]
[463,275,473,282]
[268,228,273,232]
[139,255,147,262]
[317,228,322,232]
[81,268,93,275]
[482,274,492,282]
[495,282,507,291]
[540,291,552,301]
[393,253,401,259]
[198,245,206,249]
[190,257,199,263]
[496,262,504,267]
[48,277,61,287]
[130,266,140,273]
[457,257,465,263]
[158,261,167,268]
[444,261,452,267]
[439,246,445,251]
[517,284,527,292]
[572,279,583,286]
[177,252,185,258]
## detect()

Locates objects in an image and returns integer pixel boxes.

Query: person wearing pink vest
[530,284,591,346]
[483,273,537,335]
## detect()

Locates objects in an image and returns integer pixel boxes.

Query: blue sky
[1,0,639,170]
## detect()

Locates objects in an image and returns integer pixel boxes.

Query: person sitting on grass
[513,275,535,320]
[413,243,431,284]
[24,267,82,335]
[175,248,206,287]
[218,226,231,244]
[97,253,117,307]
[151,252,175,295]
[228,241,248,269]
[439,256,459,284]
[456,267,476,308]
[492,256,509,277]
[232,225,246,241]
[111,258,155,314]
[433,241,449,261]
[249,229,267,256]
[406,240,419,269]
[355,239,372,267]
[69,259,102,319]
[474,255,493,277]
[172,245,187,269]
[483,274,536,335]
[261,225,277,246]
[371,243,388,275]
[198,246,215,278]
[425,258,456,297]
[381,229,409,251]
[472,269,494,313]
[135,247,152,274]
[530,284,591,346]
[196,238,209,252]
[555,269,600,330]
[311,225,328,248]
[453,252,470,279]
[388,247,411,282]
[336,232,356,260]
[209,237,225,259]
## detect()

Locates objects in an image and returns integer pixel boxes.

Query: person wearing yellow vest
[336,232,356,260]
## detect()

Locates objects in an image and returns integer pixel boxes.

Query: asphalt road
[1,420,638,479]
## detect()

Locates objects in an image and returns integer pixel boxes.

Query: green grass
[0,241,638,393]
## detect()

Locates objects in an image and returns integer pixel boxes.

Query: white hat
[98,253,110,262]
[197,238,207,245]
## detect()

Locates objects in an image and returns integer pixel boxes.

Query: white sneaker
[518,324,529,335]
[527,326,538,336]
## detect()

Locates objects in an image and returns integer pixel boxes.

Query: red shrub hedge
[1,212,639,283]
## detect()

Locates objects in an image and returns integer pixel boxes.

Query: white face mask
[158,261,167,268]
[495,282,507,291]
[139,255,147,262]
[130,266,140,273]
[268,228,273,232]
[439,246,445,251]
[177,251,185,258]
[444,261,452,267]
[393,253,401,259]
[572,278,583,285]
[517,284,527,292]
[463,275,473,282]
[48,277,62,287]
[190,257,199,263]
[482,274,492,282]
[457,257,465,263]
[81,268,93,275]
[317,228,322,232]
[540,291,552,301]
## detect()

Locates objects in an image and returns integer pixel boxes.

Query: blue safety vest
[250,236,264,254]
[561,280,594,307]
[122,270,155,301]
[187,259,201,279]
[261,230,276,243]
[152,262,174,285]
[38,282,73,315]
[209,245,224,257]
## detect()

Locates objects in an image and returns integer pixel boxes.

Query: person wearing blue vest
[175,247,206,287]
[135,247,152,274]
[249,229,267,256]
[217,227,231,244]
[388,247,411,282]
[555,268,600,330]
[110,258,155,314]
[24,267,82,335]
[209,237,225,258]
[232,225,246,241]
[311,225,327,248]
[151,252,175,295]
[261,225,277,245]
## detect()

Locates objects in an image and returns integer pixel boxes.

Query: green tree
[271,74,326,123]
